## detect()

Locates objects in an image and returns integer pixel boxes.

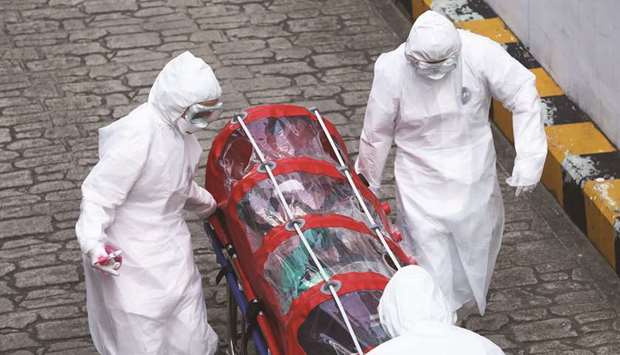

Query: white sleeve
[354,55,399,194]
[184,180,217,218]
[484,40,547,186]
[75,130,150,254]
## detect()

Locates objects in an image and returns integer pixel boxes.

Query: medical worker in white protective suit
[75,51,224,355]
[368,265,505,355]
[355,10,547,315]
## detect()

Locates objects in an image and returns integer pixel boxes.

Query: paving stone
[541,272,571,282]
[0,297,15,313]
[341,91,370,106]
[189,30,227,43]
[0,262,16,277]
[35,317,89,340]
[83,0,138,14]
[0,310,38,328]
[576,311,618,325]
[7,138,53,151]
[287,16,341,32]
[38,305,81,320]
[576,331,620,347]
[106,33,162,50]
[226,25,290,39]
[22,8,86,20]
[0,332,39,352]
[536,281,589,295]
[250,62,316,75]
[466,313,510,331]
[581,321,613,333]
[126,71,159,87]
[42,43,107,56]
[512,318,578,342]
[6,21,61,35]
[20,289,84,310]
[487,288,552,312]
[510,308,549,322]
[17,253,58,269]
[45,95,101,111]
[549,303,607,317]
[596,343,620,354]
[213,39,266,54]
[312,52,368,68]
[528,340,574,354]
[274,47,313,61]
[14,265,79,288]
[61,80,129,95]
[556,291,606,305]
[0,216,53,239]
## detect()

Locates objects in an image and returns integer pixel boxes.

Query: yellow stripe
[541,122,616,205]
[532,68,564,97]
[412,0,432,20]
[456,18,517,44]
[583,179,620,270]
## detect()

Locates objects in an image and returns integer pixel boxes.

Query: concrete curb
[399,0,620,275]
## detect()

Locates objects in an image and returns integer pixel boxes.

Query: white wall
[485,0,620,147]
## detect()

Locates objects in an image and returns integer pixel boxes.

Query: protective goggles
[184,101,224,128]
[407,54,459,79]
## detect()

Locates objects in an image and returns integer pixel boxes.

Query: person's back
[368,265,505,355]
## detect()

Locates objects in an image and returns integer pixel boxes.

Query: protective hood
[148,51,222,125]
[378,265,455,338]
[405,10,461,63]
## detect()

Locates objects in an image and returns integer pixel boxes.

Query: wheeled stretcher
[203,104,412,355]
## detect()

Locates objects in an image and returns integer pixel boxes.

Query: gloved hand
[514,184,537,198]
[87,243,123,276]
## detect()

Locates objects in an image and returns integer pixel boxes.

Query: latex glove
[87,243,123,276]
[514,184,536,198]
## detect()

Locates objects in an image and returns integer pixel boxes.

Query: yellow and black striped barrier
[398,0,620,274]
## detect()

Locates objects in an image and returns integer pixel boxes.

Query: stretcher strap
[310,108,401,270]
[235,113,365,355]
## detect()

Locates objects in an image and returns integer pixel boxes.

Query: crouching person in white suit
[368,265,505,355]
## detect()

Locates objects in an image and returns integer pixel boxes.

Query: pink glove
[87,243,123,276]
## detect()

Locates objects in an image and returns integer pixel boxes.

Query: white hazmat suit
[75,51,220,355]
[368,265,505,355]
[355,11,547,314]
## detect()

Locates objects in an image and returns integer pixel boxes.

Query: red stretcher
[203,104,413,355]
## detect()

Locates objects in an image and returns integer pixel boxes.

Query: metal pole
[310,108,401,270]
[234,114,365,355]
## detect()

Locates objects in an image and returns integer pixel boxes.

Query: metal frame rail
[234,112,365,355]
[310,108,401,271]
[204,221,270,355]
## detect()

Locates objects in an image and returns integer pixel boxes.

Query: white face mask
[176,101,224,135]
[176,116,204,135]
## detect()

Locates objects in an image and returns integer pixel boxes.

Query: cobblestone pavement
[1,0,620,354]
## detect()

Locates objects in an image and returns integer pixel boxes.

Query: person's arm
[354,54,399,196]
[75,129,151,258]
[184,180,217,218]
[483,39,547,188]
